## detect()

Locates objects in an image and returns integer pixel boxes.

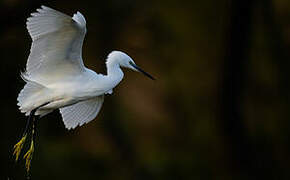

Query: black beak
[130,62,155,80]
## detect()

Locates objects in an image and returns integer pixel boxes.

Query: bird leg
[23,136,34,173]
[13,103,49,173]
[13,109,36,161]
[23,115,38,173]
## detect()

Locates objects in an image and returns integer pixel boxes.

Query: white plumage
[60,95,104,129]
[18,6,154,129]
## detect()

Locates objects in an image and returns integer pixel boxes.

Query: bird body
[17,6,154,129]
[18,51,130,129]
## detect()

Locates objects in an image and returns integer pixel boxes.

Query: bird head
[108,51,155,80]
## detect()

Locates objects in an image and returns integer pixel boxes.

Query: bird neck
[106,61,124,83]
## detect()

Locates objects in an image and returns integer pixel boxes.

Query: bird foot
[13,134,27,161]
[23,140,34,172]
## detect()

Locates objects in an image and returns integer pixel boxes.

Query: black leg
[22,109,37,137]
[14,103,49,172]
[13,109,37,162]
[32,115,38,146]
[23,104,49,173]
[23,102,47,136]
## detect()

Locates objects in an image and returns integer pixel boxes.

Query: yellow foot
[23,140,34,172]
[13,134,27,161]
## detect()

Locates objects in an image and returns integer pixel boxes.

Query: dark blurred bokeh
[1,0,290,179]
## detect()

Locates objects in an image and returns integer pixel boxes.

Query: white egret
[13,5,154,172]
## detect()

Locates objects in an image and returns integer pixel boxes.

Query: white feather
[72,11,86,28]
[17,79,51,115]
[25,5,86,84]
[59,96,104,129]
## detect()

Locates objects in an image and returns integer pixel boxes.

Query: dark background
[1,0,290,179]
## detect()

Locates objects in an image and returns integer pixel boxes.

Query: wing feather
[25,5,87,83]
[59,96,104,129]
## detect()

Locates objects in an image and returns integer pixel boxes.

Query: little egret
[13,5,154,172]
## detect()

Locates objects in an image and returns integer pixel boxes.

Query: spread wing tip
[72,11,86,28]
[64,121,87,130]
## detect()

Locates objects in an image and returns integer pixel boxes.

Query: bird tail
[17,76,51,116]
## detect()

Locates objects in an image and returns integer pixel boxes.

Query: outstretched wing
[25,5,87,83]
[59,96,104,129]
